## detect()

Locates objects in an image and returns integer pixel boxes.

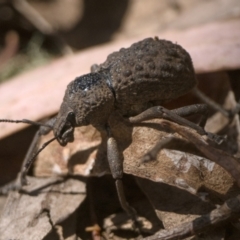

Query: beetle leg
[0,130,40,194]
[141,136,175,163]
[129,104,225,145]
[106,126,139,228]
[192,88,237,118]
[170,103,208,128]
[0,118,55,194]
[129,104,208,125]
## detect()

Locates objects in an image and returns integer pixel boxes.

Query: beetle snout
[57,126,74,146]
[58,126,74,146]
[54,109,76,146]
[55,121,75,146]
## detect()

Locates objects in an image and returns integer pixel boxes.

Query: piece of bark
[0,177,86,240]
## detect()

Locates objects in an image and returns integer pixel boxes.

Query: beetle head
[54,72,114,146]
[53,102,76,146]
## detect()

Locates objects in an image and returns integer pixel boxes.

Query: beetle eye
[67,112,75,125]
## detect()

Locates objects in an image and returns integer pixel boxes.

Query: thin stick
[144,195,240,240]
[11,0,72,55]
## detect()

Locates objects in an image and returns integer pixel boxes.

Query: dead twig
[10,0,72,55]
[0,31,19,70]
[144,195,240,240]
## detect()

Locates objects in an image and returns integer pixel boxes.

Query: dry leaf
[0,177,86,240]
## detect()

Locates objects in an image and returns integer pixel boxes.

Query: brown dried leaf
[34,125,105,177]
[124,119,237,197]
[0,177,86,240]
[136,178,228,240]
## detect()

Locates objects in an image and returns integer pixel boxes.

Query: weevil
[0,37,226,226]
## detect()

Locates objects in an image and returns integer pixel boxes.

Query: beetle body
[54,37,197,145]
[100,37,196,116]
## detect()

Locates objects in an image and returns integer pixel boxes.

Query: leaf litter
[1,74,240,239]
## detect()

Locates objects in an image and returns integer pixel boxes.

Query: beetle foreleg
[106,127,139,229]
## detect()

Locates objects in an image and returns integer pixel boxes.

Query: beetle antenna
[0,119,52,128]
[23,136,57,174]
[21,135,57,186]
